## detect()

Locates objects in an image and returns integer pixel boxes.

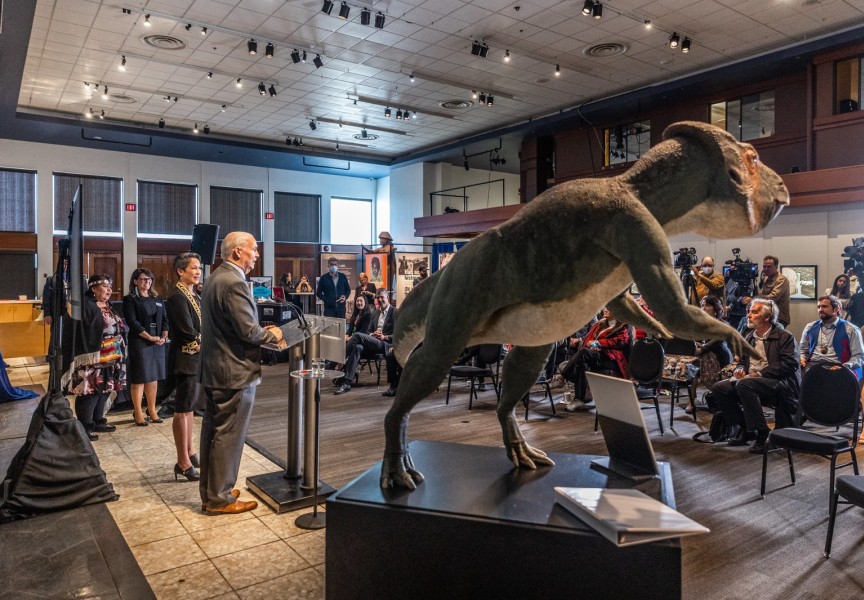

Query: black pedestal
[246,471,336,514]
[326,440,680,600]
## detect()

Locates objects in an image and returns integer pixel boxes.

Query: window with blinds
[209,186,262,240]
[53,173,122,234]
[274,192,320,243]
[0,168,36,233]
[137,181,198,237]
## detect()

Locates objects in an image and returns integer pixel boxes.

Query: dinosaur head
[661,121,789,237]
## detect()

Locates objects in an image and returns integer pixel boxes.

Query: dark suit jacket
[165,286,201,376]
[316,272,351,317]
[122,293,168,360]
[371,306,397,344]
[740,326,801,408]
[200,262,278,389]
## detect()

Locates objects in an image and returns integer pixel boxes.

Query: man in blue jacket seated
[711,298,801,453]
[799,294,864,379]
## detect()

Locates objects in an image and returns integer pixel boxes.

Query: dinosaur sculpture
[381,121,789,490]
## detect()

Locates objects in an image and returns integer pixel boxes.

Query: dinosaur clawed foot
[380,451,425,490]
[507,441,556,470]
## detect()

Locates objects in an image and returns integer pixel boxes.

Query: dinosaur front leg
[497,345,556,470]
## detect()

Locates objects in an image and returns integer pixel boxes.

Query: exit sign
[125,203,136,211]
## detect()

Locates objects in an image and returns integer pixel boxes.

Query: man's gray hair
[221,231,253,260]
[750,298,779,324]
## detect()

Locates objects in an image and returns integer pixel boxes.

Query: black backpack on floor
[692,391,728,443]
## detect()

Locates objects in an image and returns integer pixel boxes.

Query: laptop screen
[585,372,659,480]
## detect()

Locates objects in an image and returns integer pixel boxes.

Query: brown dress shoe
[206,499,258,515]
[201,489,241,512]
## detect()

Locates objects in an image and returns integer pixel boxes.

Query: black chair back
[662,337,697,356]
[801,362,860,427]
[475,344,503,369]
[629,338,665,385]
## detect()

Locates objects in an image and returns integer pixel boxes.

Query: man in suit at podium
[199,231,283,514]
[316,256,351,318]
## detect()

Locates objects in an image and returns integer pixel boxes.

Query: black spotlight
[203,124,210,134]
[321,0,334,15]
[384,107,391,118]
[313,54,324,69]
[291,49,301,64]
[668,32,680,49]
[185,23,192,31]
[248,39,257,55]
[360,7,371,25]
[479,43,489,58]
[258,82,266,95]
[338,2,350,19]
[592,2,602,19]
[265,42,274,58]
[374,12,385,28]
[486,95,494,106]
[479,93,486,106]
[207,72,212,79]
[268,84,277,97]
[681,37,692,53]
[581,0,593,16]
[302,50,307,63]
[158,118,165,128]
[464,159,469,171]
[361,129,368,139]
[395,109,403,120]
[310,120,317,130]
[471,40,482,56]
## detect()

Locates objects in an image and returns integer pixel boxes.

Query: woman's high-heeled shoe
[134,416,148,426]
[189,454,200,468]
[147,414,164,424]
[174,463,200,481]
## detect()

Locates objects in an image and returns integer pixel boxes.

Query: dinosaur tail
[393,272,438,365]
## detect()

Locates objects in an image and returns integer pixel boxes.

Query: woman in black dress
[123,268,168,426]
[347,294,373,336]
[165,253,203,481]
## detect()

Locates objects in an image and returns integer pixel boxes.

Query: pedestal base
[326,440,680,600]
[246,471,336,514]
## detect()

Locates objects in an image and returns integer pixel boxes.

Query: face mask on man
[701,266,713,276]
[329,265,338,274]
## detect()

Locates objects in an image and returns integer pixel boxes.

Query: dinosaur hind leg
[382,335,467,489]
[497,344,556,470]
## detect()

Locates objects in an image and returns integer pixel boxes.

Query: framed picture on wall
[781,265,817,300]
[364,252,388,287]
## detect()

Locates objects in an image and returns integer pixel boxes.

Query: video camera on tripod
[673,247,698,270]
[842,237,864,280]
[724,248,758,324]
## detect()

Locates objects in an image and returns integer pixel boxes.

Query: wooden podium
[326,440,681,600]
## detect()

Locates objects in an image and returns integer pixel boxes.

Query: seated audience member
[827,274,852,318]
[295,275,313,293]
[413,265,429,287]
[346,295,373,336]
[711,299,800,453]
[799,294,864,378]
[334,289,396,395]
[355,272,377,305]
[557,307,630,412]
[278,272,295,292]
[548,318,599,390]
[695,295,734,389]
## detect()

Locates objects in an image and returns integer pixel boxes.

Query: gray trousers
[199,385,256,508]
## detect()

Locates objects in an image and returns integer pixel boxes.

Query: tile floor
[5,360,326,600]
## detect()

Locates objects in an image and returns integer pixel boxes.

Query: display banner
[395,252,431,301]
